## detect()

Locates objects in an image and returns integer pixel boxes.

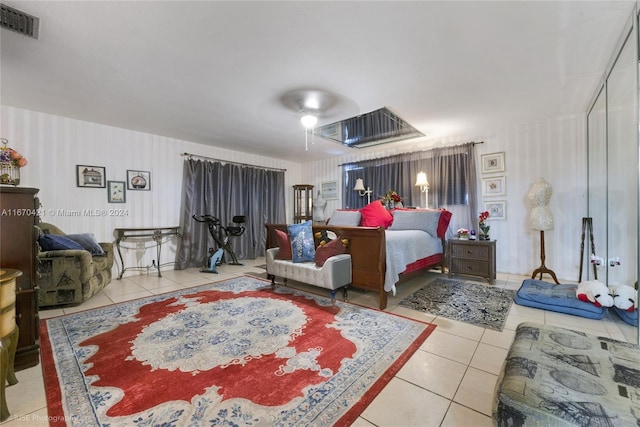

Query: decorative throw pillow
[389,209,441,237]
[327,210,361,226]
[65,233,105,256]
[38,234,84,251]
[288,221,315,263]
[360,201,393,228]
[437,209,453,238]
[315,237,347,267]
[274,229,292,260]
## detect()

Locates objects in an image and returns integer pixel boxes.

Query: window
[342,142,478,229]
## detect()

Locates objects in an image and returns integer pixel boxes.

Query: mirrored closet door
[587,11,639,344]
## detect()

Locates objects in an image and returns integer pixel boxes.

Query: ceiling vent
[316,107,424,148]
[1,3,39,39]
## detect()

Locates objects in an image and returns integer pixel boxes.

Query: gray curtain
[175,159,286,269]
[342,142,477,229]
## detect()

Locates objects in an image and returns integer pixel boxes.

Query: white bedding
[384,229,443,294]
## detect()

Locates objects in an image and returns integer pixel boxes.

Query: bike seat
[227,215,245,236]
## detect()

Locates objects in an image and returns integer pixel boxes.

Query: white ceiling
[1,1,635,161]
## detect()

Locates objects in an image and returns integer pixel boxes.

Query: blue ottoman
[494,322,640,426]
[514,279,606,319]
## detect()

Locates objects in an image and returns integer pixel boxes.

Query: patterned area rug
[41,276,435,426]
[400,278,516,331]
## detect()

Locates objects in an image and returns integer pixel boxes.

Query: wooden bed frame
[265,223,446,310]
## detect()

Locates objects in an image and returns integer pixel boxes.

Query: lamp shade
[415,172,428,187]
[353,178,366,191]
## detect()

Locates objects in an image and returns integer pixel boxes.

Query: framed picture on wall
[484,201,506,220]
[76,165,106,188]
[482,175,506,196]
[107,181,126,203]
[127,170,151,191]
[481,152,505,174]
[321,181,338,200]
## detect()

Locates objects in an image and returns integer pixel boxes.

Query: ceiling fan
[280,88,340,150]
[280,88,338,130]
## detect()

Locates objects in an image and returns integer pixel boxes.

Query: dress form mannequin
[528,178,559,283]
[313,191,327,222]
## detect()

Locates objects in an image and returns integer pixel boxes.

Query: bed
[265,207,452,310]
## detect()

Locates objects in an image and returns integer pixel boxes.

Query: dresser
[0,187,40,370]
[448,239,496,283]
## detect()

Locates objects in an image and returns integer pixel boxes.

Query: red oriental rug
[41,276,435,426]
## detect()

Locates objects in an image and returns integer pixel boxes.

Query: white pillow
[327,210,361,226]
[389,209,441,238]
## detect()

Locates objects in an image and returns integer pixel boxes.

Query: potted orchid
[479,210,490,240]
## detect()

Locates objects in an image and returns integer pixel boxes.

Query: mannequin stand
[531,230,559,284]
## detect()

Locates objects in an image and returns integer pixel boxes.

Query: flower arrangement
[479,210,490,239]
[0,141,27,167]
[0,138,27,186]
[381,189,403,208]
[457,228,470,239]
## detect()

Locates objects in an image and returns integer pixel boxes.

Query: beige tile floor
[2,259,635,426]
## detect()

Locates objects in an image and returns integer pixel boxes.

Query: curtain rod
[336,141,484,167]
[181,152,287,172]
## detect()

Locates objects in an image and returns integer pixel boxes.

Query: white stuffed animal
[609,284,637,312]
[576,280,614,308]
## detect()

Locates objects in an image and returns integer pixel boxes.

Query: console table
[114,227,181,279]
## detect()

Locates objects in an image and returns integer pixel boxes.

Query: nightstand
[448,239,496,283]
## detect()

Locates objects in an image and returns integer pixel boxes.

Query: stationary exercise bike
[192,214,246,273]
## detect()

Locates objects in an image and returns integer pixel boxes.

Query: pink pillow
[274,229,292,260]
[315,238,347,267]
[360,200,393,228]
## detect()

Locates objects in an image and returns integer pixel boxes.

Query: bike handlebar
[192,214,221,225]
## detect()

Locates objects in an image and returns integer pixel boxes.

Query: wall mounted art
[321,180,338,200]
[484,200,506,220]
[107,181,126,203]
[77,165,106,188]
[482,175,506,196]
[127,170,150,191]
[481,152,505,174]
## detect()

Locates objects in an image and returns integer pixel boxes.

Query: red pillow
[315,238,347,267]
[360,200,393,228]
[274,229,292,260]
[437,209,452,238]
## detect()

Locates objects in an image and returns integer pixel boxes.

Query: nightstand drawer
[450,243,490,260]
[447,239,496,283]
[451,258,490,277]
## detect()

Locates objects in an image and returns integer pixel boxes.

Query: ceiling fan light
[300,114,318,129]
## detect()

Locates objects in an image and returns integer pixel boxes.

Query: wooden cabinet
[0,268,20,421]
[448,239,496,283]
[293,184,313,223]
[0,187,40,370]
